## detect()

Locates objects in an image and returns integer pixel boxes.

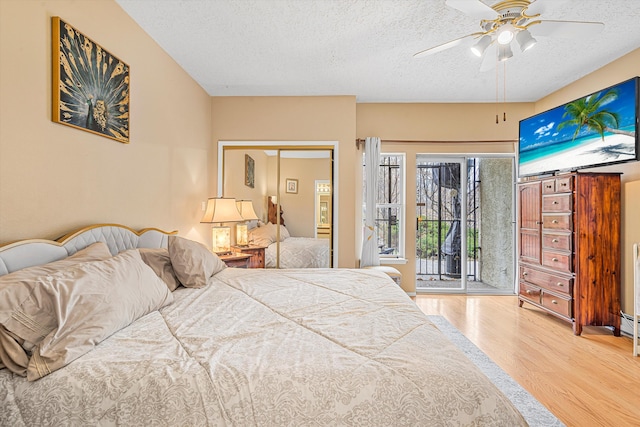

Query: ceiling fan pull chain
[495,52,499,124]
[503,61,507,122]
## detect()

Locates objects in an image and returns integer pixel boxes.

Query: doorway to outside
[415,155,515,294]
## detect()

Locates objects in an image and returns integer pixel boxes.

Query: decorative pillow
[139,248,181,291]
[26,250,173,381]
[0,242,113,350]
[167,235,225,288]
[279,224,291,240]
[248,223,277,247]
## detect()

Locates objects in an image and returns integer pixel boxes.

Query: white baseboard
[620,311,639,337]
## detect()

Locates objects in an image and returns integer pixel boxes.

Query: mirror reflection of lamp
[235,200,259,246]
[200,198,244,254]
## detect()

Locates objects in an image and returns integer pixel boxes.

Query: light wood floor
[414,295,640,427]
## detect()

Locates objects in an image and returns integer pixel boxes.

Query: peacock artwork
[52,17,129,143]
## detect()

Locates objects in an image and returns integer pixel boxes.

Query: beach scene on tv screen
[519,78,637,177]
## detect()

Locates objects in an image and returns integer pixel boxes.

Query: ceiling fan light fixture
[498,43,513,62]
[497,24,515,45]
[516,29,537,52]
[470,35,492,57]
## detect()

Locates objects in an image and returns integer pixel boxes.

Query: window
[363,153,405,258]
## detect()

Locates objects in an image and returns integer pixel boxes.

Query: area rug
[428,315,565,427]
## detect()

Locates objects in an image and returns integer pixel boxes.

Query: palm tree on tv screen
[557,88,634,140]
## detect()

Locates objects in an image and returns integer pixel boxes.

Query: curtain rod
[355,138,517,149]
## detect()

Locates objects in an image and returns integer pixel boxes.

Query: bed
[249,222,330,268]
[0,224,527,426]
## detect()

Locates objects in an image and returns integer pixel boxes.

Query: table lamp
[200,197,243,254]
[235,200,259,246]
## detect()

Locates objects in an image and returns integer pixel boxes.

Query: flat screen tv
[518,76,639,178]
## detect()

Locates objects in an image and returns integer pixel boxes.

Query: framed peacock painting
[51,17,130,143]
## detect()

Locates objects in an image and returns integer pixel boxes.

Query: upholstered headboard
[0,224,176,276]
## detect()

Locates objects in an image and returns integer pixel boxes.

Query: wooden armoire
[517,172,621,336]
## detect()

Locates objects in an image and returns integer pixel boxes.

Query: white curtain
[361,137,381,268]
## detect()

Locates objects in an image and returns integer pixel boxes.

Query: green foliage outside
[416,218,478,258]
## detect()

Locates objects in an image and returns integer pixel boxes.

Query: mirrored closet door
[221,144,334,268]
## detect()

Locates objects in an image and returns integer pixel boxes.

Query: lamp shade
[470,35,491,57]
[516,29,537,52]
[498,43,513,62]
[236,200,259,220]
[201,198,244,223]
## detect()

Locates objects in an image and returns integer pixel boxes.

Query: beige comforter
[0,268,527,426]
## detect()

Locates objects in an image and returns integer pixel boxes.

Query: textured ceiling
[115,0,640,103]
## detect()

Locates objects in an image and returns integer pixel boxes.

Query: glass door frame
[416,156,467,292]
[415,153,517,295]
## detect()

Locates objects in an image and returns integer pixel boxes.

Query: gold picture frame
[245,154,255,188]
[52,17,130,143]
[286,178,298,194]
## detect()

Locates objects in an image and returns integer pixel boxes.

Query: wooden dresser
[517,172,621,335]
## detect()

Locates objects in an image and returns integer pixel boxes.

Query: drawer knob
[526,290,532,294]
[552,220,559,224]
[561,183,567,186]
[552,257,559,262]
[552,299,558,304]
[552,201,559,205]
[556,282,564,287]
[552,238,559,243]
[522,272,528,276]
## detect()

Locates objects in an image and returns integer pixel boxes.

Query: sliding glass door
[416,155,515,293]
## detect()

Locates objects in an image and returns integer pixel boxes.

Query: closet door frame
[218,140,338,267]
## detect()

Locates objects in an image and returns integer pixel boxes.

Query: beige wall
[211,96,357,267]
[277,157,331,237]
[223,149,269,220]
[0,0,212,245]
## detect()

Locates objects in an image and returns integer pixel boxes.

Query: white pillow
[168,236,225,288]
[139,248,181,291]
[26,250,173,381]
[0,242,112,349]
[249,223,277,247]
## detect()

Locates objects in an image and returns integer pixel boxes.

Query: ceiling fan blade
[445,0,498,20]
[526,0,571,16]
[528,20,604,38]
[413,33,480,59]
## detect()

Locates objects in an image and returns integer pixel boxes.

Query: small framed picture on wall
[245,154,255,188]
[286,178,298,194]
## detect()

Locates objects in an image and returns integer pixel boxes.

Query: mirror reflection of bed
[222,146,333,268]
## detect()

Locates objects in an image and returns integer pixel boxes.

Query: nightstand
[218,253,252,268]
[232,245,266,268]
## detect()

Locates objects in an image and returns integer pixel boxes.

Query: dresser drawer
[519,282,541,304]
[542,194,571,212]
[555,176,573,193]
[541,291,572,319]
[541,177,573,195]
[542,213,571,231]
[542,232,572,251]
[520,266,572,295]
[542,250,572,273]
[542,179,556,194]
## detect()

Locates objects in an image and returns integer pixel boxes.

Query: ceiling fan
[414,0,604,71]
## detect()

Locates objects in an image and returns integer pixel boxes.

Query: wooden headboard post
[268,196,285,226]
